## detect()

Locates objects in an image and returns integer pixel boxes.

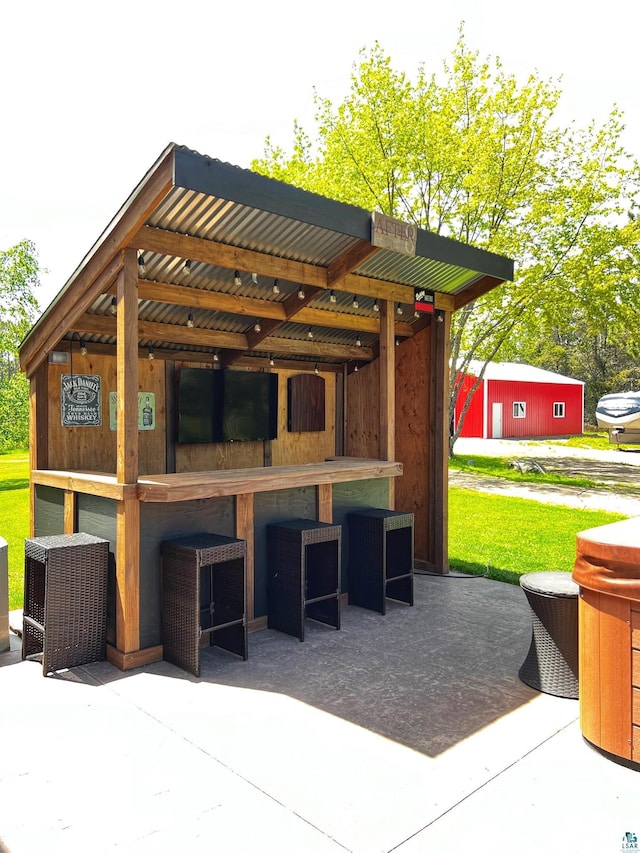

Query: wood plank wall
[345,361,380,458]
[169,364,336,473]
[46,355,337,476]
[395,326,431,563]
[345,326,433,563]
[47,353,166,476]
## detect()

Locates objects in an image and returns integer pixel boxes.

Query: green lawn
[0,447,631,609]
[449,486,627,583]
[0,450,29,610]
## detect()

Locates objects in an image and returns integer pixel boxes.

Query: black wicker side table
[22,533,109,676]
[267,519,342,641]
[347,509,414,614]
[518,571,579,698]
[161,533,248,677]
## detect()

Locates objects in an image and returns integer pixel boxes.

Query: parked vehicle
[595,391,640,444]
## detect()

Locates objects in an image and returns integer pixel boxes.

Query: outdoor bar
[18,144,514,670]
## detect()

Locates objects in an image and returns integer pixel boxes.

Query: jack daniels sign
[61,374,102,426]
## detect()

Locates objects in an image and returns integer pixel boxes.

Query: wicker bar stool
[161,533,248,677]
[347,509,414,614]
[518,571,579,699]
[267,519,342,641]
[22,533,109,676]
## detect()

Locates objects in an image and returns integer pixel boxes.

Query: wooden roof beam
[326,241,381,287]
[453,275,505,310]
[71,315,247,351]
[129,226,327,288]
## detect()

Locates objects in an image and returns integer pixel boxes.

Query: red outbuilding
[454,361,584,439]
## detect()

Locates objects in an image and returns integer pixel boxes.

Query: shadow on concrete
[51,573,539,759]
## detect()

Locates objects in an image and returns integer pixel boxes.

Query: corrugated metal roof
[20,143,515,374]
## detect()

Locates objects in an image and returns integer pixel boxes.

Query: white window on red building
[553,402,565,418]
[513,401,526,418]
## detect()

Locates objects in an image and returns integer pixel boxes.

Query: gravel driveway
[450,437,640,516]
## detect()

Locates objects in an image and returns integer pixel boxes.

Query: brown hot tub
[573,516,640,769]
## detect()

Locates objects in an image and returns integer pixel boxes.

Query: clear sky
[2,0,638,311]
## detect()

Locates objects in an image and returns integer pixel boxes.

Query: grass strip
[449,486,628,584]
[0,451,30,610]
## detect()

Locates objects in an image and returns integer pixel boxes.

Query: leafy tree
[0,240,41,450]
[253,30,640,453]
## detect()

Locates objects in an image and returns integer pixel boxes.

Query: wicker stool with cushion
[518,571,579,699]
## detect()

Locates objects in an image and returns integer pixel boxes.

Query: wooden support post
[317,483,333,523]
[115,497,140,653]
[236,493,254,620]
[63,491,76,534]
[114,249,141,654]
[379,300,395,508]
[428,310,451,572]
[117,250,139,486]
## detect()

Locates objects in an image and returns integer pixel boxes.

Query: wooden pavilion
[19,143,514,669]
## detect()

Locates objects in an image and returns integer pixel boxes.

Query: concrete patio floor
[1,572,638,853]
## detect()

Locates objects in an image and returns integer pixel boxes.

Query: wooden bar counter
[31,458,403,669]
[573,517,640,769]
[32,458,402,502]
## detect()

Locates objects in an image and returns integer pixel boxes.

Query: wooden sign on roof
[371,211,417,256]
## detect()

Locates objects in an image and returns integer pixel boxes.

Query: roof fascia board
[174,146,373,241]
[19,144,177,376]
[416,231,514,284]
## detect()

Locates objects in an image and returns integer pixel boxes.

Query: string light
[213,350,220,363]
[329,290,337,303]
[80,339,88,356]
[138,254,146,277]
[356,334,362,347]
[307,326,313,340]
[373,299,379,313]
[148,347,154,360]
[396,302,403,316]
[184,259,192,276]
[187,311,194,328]
[352,294,359,308]
[272,278,280,294]
[254,319,262,332]
[298,285,305,300]
[269,354,275,366]
[314,363,319,375]
[251,273,259,284]
[109,296,117,316]
[234,270,242,286]
[354,364,359,372]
